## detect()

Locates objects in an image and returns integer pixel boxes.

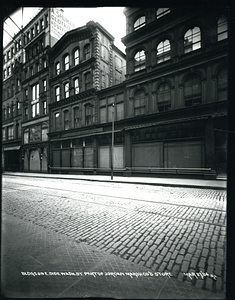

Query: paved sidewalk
[1,211,225,299]
[3,172,227,190]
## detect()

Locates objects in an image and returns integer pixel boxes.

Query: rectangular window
[74,49,79,65]
[71,147,83,167]
[64,110,69,130]
[24,128,29,144]
[31,83,39,117]
[116,102,124,120]
[74,78,79,94]
[8,126,13,140]
[164,141,203,168]
[74,107,80,128]
[43,101,47,114]
[85,105,93,126]
[42,127,48,141]
[55,87,60,101]
[85,73,91,90]
[41,19,44,30]
[64,55,69,70]
[55,113,60,131]
[36,23,39,34]
[100,107,106,123]
[56,62,60,75]
[25,108,28,120]
[64,83,69,98]
[32,84,39,101]
[2,128,6,141]
[43,79,47,92]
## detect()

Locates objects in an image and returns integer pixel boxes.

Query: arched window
[84,44,90,60]
[64,110,69,130]
[74,78,79,94]
[157,83,171,112]
[56,62,60,75]
[64,54,69,71]
[184,74,202,106]
[217,15,228,41]
[134,50,146,72]
[156,8,170,19]
[134,16,146,31]
[218,67,227,101]
[73,107,80,128]
[55,86,60,101]
[74,49,79,65]
[134,90,146,116]
[157,40,171,63]
[64,82,69,98]
[184,27,201,53]
[55,112,60,131]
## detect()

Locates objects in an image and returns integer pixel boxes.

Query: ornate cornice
[49,89,96,109]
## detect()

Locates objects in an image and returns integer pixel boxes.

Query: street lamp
[111,103,115,180]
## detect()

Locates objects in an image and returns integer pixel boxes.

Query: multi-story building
[2,8,75,172]
[3,7,228,179]
[119,6,228,178]
[47,21,126,173]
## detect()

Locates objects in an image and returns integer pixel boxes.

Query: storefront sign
[50,8,75,40]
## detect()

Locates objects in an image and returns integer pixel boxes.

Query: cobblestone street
[1,174,226,298]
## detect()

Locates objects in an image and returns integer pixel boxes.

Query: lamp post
[111,103,115,180]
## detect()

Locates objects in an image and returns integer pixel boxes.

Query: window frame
[55,86,60,101]
[55,112,60,131]
[84,44,90,60]
[85,72,91,90]
[134,89,146,116]
[64,109,69,130]
[73,106,80,128]
[134,50,146,72]
[31,83,40,118]
[184,74,202,107]
[134,16,146,31]
[74,78,79,94]
[157,82,171,112]
[64,54,69,71]
[156,39,171,63]
[217,15,228,41]
[56,62,60,75]
[156,8,170,18]
[184,27,201,53]
[64,82,70,98]
[85,103,93,126]
[74,49,80,65]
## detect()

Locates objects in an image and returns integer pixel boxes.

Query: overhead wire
[4,11,127,93]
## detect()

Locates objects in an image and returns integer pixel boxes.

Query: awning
[3,146,21,151]
[51,129,123,142]
[125,115,208,131]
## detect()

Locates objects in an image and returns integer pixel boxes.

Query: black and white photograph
[2,4,231,299]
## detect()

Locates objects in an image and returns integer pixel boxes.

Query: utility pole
[111,103,115,180]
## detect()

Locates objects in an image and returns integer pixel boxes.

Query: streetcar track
[3,182,226,213]
[3,186,226,227]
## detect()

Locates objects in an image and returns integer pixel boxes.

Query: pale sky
[3,7,126,53]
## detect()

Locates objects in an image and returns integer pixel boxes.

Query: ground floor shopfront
[2,145,21,172]
[21,144,48,172]
[49,115,227,179]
